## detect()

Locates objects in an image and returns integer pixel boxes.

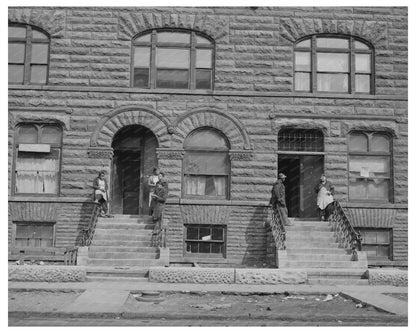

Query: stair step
[86,266,149,275]
[281,261,368,269]
[89,246,158,253]
[87,258,162,266]
[286,248,347,255]
[90,240,153,247]
[285,241,340,248]
[96,223,155,230]
[89,252,159,259]
[94,230,154,238]
[286,254,353,261]
[93,234,153,241]
[308,278,369,285]
[285,225,331,231]
[86,276,149,282]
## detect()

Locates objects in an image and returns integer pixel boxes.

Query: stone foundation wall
[8,265,87,282]
[367,269,408,287]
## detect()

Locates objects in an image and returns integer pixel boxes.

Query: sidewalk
[9,280,408,319]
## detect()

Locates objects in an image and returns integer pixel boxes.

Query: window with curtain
[294,35,373,94]
[348,132,392,201]
[183,128,230,199]
[132,29,214,90]
[8,24,50,85]
[14,222,55,248]
[14,124,62,195]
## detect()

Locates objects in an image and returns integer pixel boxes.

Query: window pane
[157,32,190,43]
[295,52,311,71]
[367,179,389,200]
[196,49,212,68]
[30,65,47,84]
[187,242,198,253]
[362,245,377,257]
[8,65,24,83]
[156,48,189,68]
[196,69,212,89]
[295,72,311,91]
[134,33,151,43]
[184,152,229,174]
[196,35,211,45]
[186,227,199,240]
[377,231,390,243]
[184,175,206,195]
[349,156,390,177]
[9,43,26,63]
[185,129,228,149]
[31,44,49,63]
[317,38,349,49]
[354,40,370,50]
[317,53,349,72]
[134,47,150,67]
[32,30,48,40]
[317,73,348,92]
[355,54,371,73]
[377,245,390,258]
[212,228,224,241]
[134,68,149,88]
[355,74,370,93]
[199,242,210,253]
[349,134,368,152]
[184,175,227,196]
[199,227,211,240]
[211,243,223,253]
[371,134,390,152]
[156,69,188,89]
[9,26,26,38]
[296,39,311,48]
[40,126,62,145]
[17,125,38,143]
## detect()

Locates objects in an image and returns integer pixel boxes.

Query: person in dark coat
[92,170,109,217]
[314,174,335,221]
[269,173,292,226]
[150,172,169,224]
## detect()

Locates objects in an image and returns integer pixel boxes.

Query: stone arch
[118,12,228,41]
[272,118,330,137]
[171,107,253,150]
[279,18,387,47]
[90,105,172,148]
[8,8,66,37]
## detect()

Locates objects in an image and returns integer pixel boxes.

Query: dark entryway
[111,125,158,215]
[278,155,324,218]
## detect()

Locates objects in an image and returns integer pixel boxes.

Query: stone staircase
[279,218,369,285]
[86,215,166,281]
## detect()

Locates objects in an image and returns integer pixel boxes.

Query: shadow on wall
[242,206,268,268]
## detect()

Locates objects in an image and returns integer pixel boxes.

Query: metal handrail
[329,200,362,251]
[269,206,286,250]
[79,203,101,247]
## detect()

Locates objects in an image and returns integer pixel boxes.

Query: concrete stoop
[85,215,169,281]
[277,219,369,284]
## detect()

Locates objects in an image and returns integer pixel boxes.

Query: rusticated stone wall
[8,6,407,266]
[9,265,87,282]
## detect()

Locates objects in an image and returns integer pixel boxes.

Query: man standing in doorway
[270,173,293,226]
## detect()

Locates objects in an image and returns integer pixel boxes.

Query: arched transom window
[183,128,230,199]
[132,29,214,90]
[8,24,50,85]
[294,35,374,94]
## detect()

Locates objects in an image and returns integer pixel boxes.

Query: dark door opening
[111,125,158,215]
[278,155,324,218]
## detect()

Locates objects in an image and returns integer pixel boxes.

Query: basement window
[185,224,226,257]
[357,228,392,260]
[14,222,55,248]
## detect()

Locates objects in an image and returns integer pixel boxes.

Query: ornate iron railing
[328,200,362,252]
[269,207,286,250]
[151,218,168,248]
[79,203,101,247]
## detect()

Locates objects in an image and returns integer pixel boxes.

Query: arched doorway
[111,125,158,215]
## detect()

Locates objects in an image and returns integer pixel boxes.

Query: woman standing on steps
[314,174,335,221]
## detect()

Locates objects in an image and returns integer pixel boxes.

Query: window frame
[12,123,63,197]
[8,23,50,85]
[347,131,393,203]
[184,224,227,258]
[182,128,231,200]
[356,228,392,260]
[12,221,56,248]
[294,34,375,94]
[131,28,215,90]
[277,128,324,153]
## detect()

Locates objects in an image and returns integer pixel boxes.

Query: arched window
[132,29,214,90]
[294,35,374,94]
[8,24,50,85]
[183,128,230,199]
[348,131,392,201]
[13,124,62,195]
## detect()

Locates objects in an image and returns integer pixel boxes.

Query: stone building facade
[8,7,407,267]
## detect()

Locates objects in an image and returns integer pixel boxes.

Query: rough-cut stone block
[367,269,408,286]
[149,267,234,284]
[8,265,87,282]
[236,269,307,284]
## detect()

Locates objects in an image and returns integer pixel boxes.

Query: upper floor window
[8,24,49,85]
[294,35,374,94]
[13,124,62,195]
[183,128,230,199]
[348,132,392,202]
[132,29,214,90]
